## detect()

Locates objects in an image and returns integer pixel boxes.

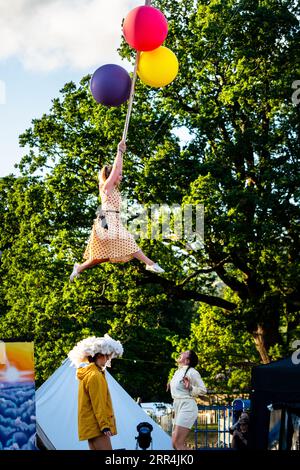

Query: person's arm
[103,140,126,194]
[183,369,207,396]
[87,373,112,432]
[232,429,248,447]
[229,421,239,435]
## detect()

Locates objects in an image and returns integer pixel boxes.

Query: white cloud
[0,0,141,71]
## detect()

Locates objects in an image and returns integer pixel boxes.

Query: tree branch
[214,264,249,299]
[137,275,236,311]
[206,244,249,299]
[171,288,236,310]
[94,299,127,307]
[175,94,200,114]
[179,256,231,287]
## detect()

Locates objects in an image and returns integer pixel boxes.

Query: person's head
[239,420,249,433]
[239,412,249,432]
[99,164,122,186]
[68,334,123,369]
[178,350,199,368]
[88,352,112,368]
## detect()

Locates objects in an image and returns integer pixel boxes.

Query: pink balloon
[123,5,168,51]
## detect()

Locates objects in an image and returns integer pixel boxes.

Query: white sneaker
[146,263,165,274]
[70,263,80,282]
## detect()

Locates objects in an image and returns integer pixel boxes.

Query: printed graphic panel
[0,342,37,450]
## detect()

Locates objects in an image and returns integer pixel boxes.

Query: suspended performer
[70,139,165,282]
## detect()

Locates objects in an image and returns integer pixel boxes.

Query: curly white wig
[68,334,123,368]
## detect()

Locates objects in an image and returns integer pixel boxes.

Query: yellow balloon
[137,46,179,88]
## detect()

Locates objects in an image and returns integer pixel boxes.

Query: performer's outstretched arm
[103,140,126,195]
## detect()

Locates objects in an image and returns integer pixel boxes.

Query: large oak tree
[0,0,299,396]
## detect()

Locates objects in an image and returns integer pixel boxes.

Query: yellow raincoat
[76,363,117,441]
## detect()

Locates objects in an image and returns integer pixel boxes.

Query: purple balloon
[90,64,132,107]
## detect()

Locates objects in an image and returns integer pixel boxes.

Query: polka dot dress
[83,185,140,263]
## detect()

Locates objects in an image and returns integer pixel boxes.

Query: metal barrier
[194,405,234,449]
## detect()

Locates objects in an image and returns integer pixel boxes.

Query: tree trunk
[252,325,270,364]
[251,294,282,363]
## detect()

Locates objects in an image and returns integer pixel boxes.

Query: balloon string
[122,51,140,142]
[122,0,152,142]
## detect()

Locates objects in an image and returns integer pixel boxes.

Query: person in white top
[167,350,207,450]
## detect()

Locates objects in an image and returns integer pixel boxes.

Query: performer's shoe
[146,263,165,274]
[70,263,80,282]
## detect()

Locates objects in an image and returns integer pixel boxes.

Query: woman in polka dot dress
[70,140,165,281]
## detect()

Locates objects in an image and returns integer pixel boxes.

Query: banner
[0,341,36,450]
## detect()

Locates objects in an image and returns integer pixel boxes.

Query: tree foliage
[0,0,299,398]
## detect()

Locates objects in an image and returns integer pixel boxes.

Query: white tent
[36,359,173,450]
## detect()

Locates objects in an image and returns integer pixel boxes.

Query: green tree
[145,0,300,363]
[0,0,299,396]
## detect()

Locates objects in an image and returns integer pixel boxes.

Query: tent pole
[122,0,152,142]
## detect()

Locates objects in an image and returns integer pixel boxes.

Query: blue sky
[0,58,89,176]
[0,0,141,177]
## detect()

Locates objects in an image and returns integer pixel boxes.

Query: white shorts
[173,398,198,429]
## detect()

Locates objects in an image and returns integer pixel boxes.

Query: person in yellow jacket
[68,334,123,450]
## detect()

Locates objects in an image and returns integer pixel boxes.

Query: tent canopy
[251,356,300,395]
[249,356,300,449]
[36,359,173,450]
